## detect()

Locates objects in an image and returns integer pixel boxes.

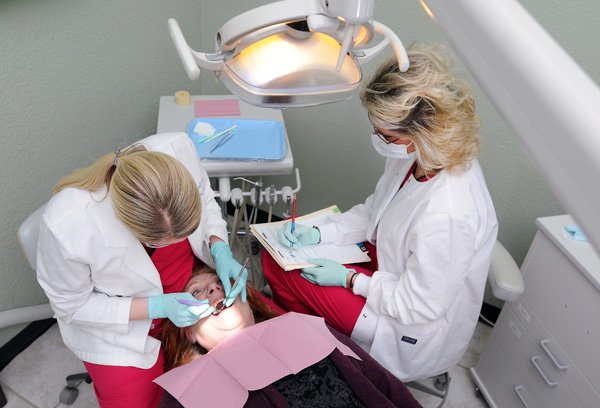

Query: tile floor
[0,241,492,407]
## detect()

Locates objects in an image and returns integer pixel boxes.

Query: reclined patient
[156,264,422,408]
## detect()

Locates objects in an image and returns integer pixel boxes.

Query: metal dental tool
[212,257,250,315]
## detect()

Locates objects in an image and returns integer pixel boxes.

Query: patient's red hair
[162,263,280,371]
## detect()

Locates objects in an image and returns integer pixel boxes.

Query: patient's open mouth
[211,298,226,315]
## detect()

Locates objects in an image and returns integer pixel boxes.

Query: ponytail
[52,145,145,194]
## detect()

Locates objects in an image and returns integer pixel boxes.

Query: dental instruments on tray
[197,125,237,144]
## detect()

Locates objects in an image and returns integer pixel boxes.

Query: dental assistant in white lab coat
[36,132,246,407]
[262,43,498,382]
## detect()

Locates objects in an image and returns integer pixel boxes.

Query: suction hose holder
[214,168,301,204]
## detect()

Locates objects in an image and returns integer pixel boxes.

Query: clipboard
[250,206,371,271]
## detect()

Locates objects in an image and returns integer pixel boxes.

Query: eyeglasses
[373,127,401,144]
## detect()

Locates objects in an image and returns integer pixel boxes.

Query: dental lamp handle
[168,18,200,80]
[168,18,223,80]
[354,21,410,72]
[336,24,356,72]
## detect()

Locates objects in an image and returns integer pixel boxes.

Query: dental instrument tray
[187,118,286,161]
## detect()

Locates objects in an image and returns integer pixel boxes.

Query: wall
[0,0,598,343]
[0,0,210,344]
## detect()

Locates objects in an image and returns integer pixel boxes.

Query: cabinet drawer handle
[531,356,559,387]
[540,339,568,370]
[514,385,532,408]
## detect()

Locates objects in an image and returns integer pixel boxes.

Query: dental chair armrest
[489,241,525,302]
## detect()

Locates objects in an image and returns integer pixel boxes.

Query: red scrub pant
[261,242,378,337]
[83,341,164,408]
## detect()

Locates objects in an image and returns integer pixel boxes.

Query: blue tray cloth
[187,118,286,161]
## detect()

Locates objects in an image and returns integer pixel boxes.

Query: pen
[290,194,297,251]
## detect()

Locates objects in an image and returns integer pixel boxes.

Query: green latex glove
[147,293,214,327]
[278,222,320,248]
[210,241,247,306]
[300,258,352,287]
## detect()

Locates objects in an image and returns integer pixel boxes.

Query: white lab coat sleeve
[318,194,376,245]
[36,220,132,335]
[358,213,478,325]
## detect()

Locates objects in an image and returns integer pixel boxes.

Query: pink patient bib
[154,312,360,408]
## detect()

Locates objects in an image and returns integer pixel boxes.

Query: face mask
[371,133,415,159]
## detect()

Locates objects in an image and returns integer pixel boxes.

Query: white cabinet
[471,215,600,408]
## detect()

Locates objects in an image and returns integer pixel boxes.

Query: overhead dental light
[168,0,409,108]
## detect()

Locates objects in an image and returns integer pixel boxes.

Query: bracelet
[312,226,322,244]
[347,271,358,290]
[350,271,359,289]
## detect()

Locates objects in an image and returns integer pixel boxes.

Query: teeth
[211,299,227,316]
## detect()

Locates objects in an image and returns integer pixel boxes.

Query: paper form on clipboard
[250,206,370,271]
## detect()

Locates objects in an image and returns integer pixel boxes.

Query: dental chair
[405,240,525,407]
[16,203,92,405]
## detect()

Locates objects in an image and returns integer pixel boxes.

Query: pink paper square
[154,313,361,408]
[194,99,241,117]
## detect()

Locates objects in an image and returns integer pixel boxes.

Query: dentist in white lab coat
[36,133,246,407]
[263,43,498,382]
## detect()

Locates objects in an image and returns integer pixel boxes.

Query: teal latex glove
[278,222,321,248]
[300,258,352,287]
[210,241,247,306]
[147,293,214,327]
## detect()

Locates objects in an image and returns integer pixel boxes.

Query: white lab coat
[318,157,497,381]
[36,133,227,368]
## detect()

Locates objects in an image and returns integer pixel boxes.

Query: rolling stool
[60,373,93,405]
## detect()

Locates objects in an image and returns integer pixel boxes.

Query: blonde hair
[361,43,480,173]
[53,145,201,243]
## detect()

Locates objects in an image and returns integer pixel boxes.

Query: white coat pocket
[370,317,448,382]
